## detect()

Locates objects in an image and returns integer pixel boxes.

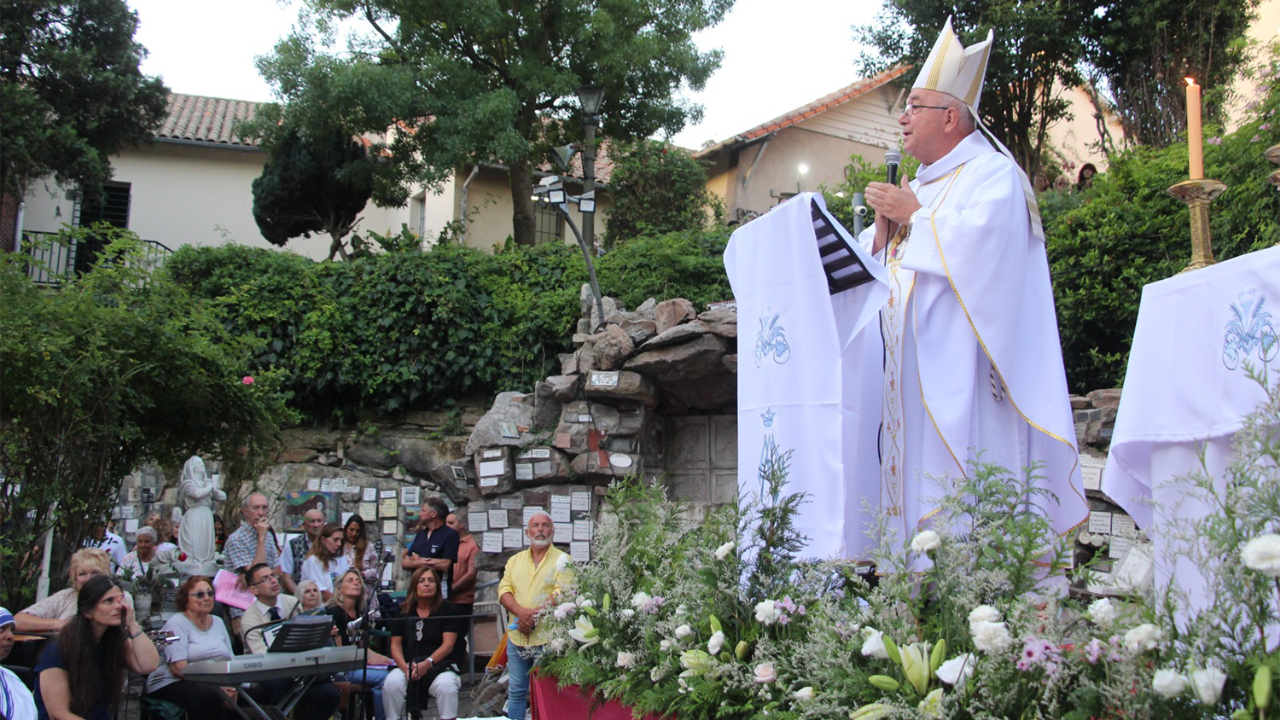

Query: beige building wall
[455,167,612,253]
[703,82,904,221]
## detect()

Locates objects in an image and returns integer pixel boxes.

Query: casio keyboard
[183,645,364,684]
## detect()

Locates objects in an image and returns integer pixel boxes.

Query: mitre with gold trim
[912,16,993,111]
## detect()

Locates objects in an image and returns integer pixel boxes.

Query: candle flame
[1185,77,1197,86]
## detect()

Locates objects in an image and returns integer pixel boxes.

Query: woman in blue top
[34,574,160,720]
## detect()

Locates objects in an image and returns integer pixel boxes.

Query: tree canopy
[0,228,296,609]
[250,125,376,261]
[603,140,721,248]
[256,0,732,246]
[1082,0,1261,149]
[854,0,1261,174]
[0,0,169,199]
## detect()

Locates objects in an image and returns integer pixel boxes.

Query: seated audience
[144,576,238,720]
[240,563,299,654]
[0,606,37,720]
[296,580,324,613]
[17,549,134,633]
[383,568,463,720]
[300,523,350,603]
[33,575,160,720]
[328,569,393,720]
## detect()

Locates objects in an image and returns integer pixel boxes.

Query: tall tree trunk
[508,155,536,246]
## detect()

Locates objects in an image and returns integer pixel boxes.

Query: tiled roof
[694,65,911,158]
[156,93,262,148]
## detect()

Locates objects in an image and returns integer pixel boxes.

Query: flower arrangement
[538,377,1280,719]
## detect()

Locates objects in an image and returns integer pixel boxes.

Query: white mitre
[912,17,1043,242]
[913,16,993,111]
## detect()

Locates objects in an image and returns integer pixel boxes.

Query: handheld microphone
[347,616,363,634]
[884,149,902,186]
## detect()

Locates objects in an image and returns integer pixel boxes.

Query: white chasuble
[725,193,888,559]
[852,132,1089,552]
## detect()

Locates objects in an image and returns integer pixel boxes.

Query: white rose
[715,541,735,560]
[1086,598,1116,628]
[707,630,725,655]
[631,591,652,610]
[753,662,777,683]
[556,554,570,572]
[621,609,636,618]
[861,629,889,659]
[579,598,596,609]
[1191,667,1228,705]
[935,653,976,686]
[1152,669,1188,699]
[968,605,1000,626]
[970,621,1013,655]
[793,686,815,701]
[755,599,782,625]
[660,639,674,651]
[675,624,694,640]
[616,652,636,669]
[548,638,567,652]
[1242,534,1280,577]
[911,529,941,553]
[553,601,578,620]
[1123,623,1162,653]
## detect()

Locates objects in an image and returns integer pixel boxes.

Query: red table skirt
[531,674,666,720]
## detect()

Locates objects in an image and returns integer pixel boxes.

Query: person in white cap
[0,606,38,720]
[854,17,1087,547]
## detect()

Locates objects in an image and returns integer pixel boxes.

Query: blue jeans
[506,643,543,720]
[340,666,391,720]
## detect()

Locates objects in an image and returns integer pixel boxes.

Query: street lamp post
[576,84,605,252]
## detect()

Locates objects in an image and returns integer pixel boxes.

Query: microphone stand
[356,547,396,709]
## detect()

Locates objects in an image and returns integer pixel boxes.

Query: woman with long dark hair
[382,567,463,720]
[341,515,380,597]
[33,574,160,720]
[300,522,349,603]
[145,576,238,719]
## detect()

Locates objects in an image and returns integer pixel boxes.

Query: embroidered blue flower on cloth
[754,308,791,367]
[1223,289,1278,370]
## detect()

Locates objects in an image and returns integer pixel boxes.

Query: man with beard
[498,512,571,720]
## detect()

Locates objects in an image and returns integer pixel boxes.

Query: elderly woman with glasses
[144,576,238,720]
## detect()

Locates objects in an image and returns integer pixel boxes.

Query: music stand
[268,615,334,653]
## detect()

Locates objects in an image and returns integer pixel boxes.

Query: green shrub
[603,139,723,248]
[168,228,733,421]
[1045,53,1278,392]
[595,227,733,310]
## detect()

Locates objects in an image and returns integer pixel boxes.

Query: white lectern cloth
[1103,246,1280,615]
[724,193,888,559]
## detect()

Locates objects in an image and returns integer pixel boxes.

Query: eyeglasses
[899,103,951,117]
[248,576,274,587]
[190,591,215,599]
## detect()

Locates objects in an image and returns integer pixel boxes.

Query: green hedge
[165,229,731,420]
[1044,63,1278,392]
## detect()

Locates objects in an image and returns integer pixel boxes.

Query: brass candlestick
[1266,144,1279,190]
[1167,178,1227,273]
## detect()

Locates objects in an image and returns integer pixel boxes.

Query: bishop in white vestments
[849,18,1089,554]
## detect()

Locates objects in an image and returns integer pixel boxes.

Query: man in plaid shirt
[223,492,281,628]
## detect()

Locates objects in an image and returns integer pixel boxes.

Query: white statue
[178,455,226,571]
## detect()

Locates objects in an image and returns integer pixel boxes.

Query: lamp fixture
[576,84,605,116]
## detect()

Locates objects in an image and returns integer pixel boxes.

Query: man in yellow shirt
[498,512,570,720]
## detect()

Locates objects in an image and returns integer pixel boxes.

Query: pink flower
[1207,137,1223,146]
[242,376,255,385]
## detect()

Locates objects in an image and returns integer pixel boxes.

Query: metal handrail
[20,230,173,286]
